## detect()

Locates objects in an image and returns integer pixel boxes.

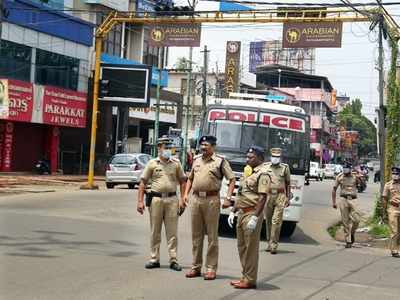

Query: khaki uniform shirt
[141,158,186,193]
[236,164,271,208]
[383,180,400,216]
[334,173,357,198]
[264,162,290,192]
[188,153,235,192]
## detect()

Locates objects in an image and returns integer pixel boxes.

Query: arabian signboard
[224,41,241,97]
[148,23,201,47]
[282,22,343,48]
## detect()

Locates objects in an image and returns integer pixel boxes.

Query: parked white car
[334,164,343,176]
[105,153,151,189]
[323,164,336,179]
[307,161,323,181]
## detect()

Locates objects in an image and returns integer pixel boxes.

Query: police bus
[201,96,310,237]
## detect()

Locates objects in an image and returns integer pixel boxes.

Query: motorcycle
[35,160,50,175]
[357,173,367,193]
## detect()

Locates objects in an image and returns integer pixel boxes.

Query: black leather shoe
[391,252,400,258]
[145,261,160,269]
[270,249,277,255]
[345,242,352,248]
[169,262,182,271]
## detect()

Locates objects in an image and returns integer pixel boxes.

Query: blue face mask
[161,149,172,160]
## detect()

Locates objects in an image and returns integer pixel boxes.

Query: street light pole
[378,18,385,194]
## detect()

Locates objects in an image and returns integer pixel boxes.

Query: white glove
[246,215,258,231]
[227,212,235,228]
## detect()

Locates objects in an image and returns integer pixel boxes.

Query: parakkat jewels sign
[282,22,342,48]
[148,23,201,47]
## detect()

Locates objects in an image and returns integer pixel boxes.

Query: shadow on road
[0,231,140,259]
[218,217,320,246]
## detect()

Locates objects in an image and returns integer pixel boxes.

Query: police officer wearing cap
[332,161,361,248]
[382,166,400,257]
[264,147,291,254]
[137,137,187,271]
[183,135,235,280]
[228,146,271,289]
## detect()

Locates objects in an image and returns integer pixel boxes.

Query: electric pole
[182,47,193,171]
[153,49,162,157]
[200,45,210,120]
[378,16,385,194]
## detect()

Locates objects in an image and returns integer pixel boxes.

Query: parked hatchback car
[307,161,323,181]
[105,153,151,189]
[323,164,336,179]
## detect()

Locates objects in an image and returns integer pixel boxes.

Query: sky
[168,0,400,121]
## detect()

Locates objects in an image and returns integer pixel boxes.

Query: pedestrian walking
[382,166,400,257]
[183,135,235,280]
[332,161,361,248]
[228,146,270,289]
[137,137,187,271]
[264,148,291,254]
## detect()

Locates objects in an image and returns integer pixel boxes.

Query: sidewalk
[0,174,106,196]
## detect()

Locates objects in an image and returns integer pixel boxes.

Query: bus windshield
[208,120,308,173]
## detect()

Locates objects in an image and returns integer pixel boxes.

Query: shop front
[0,78,87,173]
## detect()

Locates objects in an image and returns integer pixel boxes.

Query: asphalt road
[1,179,399,300]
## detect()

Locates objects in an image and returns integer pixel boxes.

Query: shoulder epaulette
[193,154,202,160]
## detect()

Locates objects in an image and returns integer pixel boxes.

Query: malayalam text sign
[282,22,342,48]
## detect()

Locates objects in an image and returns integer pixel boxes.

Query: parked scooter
[35,159,50,175]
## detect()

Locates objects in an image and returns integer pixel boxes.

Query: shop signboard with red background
[42,86,87,128]
[7,79,34,122]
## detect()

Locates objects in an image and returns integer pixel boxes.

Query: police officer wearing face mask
[332,161,361,248]
[137,137,187,271]
[263,148,291,254]
[382,166,400,257]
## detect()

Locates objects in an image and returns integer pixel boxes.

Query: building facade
[0,0,93,173]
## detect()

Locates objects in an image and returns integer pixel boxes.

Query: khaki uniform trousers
[190,194,220,272]
[388,211,400,252]
[265,193,286,250]
[338,197,360,243]
[237,211,264,285]
[149,196,179,263]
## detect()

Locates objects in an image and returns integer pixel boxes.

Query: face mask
[343,168,351,174]
[244,165,253,177]
[271,157,280,165]
[161,149,172,160]
[393,174,400,180]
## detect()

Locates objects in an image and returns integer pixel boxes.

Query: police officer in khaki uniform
[184,135,235,280]
[227,146,270,289]
[332,161,361,248]
[382,166,400,257]
[137,137,187,271]
[264,148,291,254]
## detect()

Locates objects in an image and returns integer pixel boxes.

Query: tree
[338,98,377,159]
[175,57,190,70]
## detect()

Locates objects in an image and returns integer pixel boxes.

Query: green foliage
[175,57,190,70]
[385,38,400,181]
[338,98,377,157]
[369,223,390,238]
[327,223,340,238]
[371,193,386,224]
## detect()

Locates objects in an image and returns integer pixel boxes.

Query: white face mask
[271,157,280,165]
[393,174,400,180]
[161,149,172,160]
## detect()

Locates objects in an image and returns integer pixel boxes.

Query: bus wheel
[281,221,297,237]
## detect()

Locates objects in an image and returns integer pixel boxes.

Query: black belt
[341,195,357,199]
[151,192,176,198]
